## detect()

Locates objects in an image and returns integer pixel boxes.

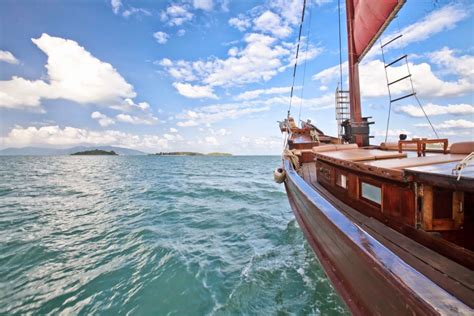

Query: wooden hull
[283,159,472,315]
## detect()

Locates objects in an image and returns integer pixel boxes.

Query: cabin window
[336,173,347,189]
[361,182,382,205]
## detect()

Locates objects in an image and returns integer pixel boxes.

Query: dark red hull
[283,159,471,315]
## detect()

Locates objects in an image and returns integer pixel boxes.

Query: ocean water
[0,156,347,315]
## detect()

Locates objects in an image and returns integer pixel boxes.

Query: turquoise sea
[0,156,347,315]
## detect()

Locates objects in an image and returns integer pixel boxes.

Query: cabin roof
[361,154,465,170]
[314,148,470,182]
[315,148,406,162]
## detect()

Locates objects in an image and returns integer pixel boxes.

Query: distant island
[71,149,118,156]
[0,146,145,156]
[152,152,232,156]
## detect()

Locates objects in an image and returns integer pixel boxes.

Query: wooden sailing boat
[278,0,474,314]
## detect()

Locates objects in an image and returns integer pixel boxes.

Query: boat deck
[299,162,474,307]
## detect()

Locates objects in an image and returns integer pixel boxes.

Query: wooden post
[453,191,464,229]
[422,185,433,231]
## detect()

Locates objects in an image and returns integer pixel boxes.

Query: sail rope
[452,152,474,181]
[382,17,439,140]
[297,5,313,124]
[287,0,307,119]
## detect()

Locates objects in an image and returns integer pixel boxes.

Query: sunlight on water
[0,156,347,315]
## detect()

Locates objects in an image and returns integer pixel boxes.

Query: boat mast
[343,0,406,147]
[345,0,364,146]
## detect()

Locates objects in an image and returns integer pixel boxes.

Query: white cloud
[373,129,412,137]
[359,59,473,99]
[169,127,178,133]
[229,15,251,31]
[91,111,115,127]
[313,58,473,99]
[239,135,282,153]
[253,10,291,38]
[1,125,171,150]
[122,7,151,18]
[429,47,474,78]
[0,50,19,64]
[204,136,219,145]
[0,33,136,110]
[395,103,474,118]
[312,62,348,85]
[0,77,51,110]
[111,0,122,14]
[111,98,151,112]
[204,33,290,86]
[173,82,218,99]
[193,0,213,11]
[176,102,270,127]
[177,29,186,37]
[116,113,158,125]
[235,86,292,100]
[154,31,169,44]
[160,4,193,26]
[416,119,474,130]
[366,4,470,59]
[386,5,468,50]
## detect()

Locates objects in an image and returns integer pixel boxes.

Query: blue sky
[0,0,472,154]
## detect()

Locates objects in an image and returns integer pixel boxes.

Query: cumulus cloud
[374,129,412,137]
[235,86,293,100]
[111,0,122,14]
[395,103,474,118]
[169,127,178,133]
[313,58,473,99]
[0,33,136,110]
[366,4,470,59]
[160,32,298,91]
[193,0,213,11]
[176,103,269,127]
[359,59,473,99]
[204,136,219,146]
[154,31,169,44]
[122,7,151,18]
[91,111,115,127]
[1,125,173,150]
[173,82,218,99]
[416,119,474,130]
[160,4,193,26]
[253,10,291,38]
[229,15,251,31]
[0,50,19,64]
[429,47,474,78]
[116,113,158,125]
[389,5,468,48]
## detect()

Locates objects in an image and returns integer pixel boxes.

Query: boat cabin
[290,138,474,267]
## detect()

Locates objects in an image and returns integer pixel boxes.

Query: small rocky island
[152,152,232,156]
[71,149,118,156]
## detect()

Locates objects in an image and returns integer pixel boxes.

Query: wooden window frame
[359,178,382,207]
[335,170,348,190]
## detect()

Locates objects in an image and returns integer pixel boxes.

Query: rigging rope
[297,5,313,124]
[287,0,307,119]
[384,17,439,139]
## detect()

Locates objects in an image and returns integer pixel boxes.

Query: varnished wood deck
[299,162,474,308]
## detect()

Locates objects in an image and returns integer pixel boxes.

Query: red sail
[350,0,405,61]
